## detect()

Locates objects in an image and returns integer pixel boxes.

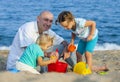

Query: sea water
[0,0,120,50]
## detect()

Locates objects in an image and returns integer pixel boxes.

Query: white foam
[0,43,120,51]
[95,43,120,51]
[75,43,120,51]
[0,46,10,50]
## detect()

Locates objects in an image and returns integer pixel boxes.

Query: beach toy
[8,68,20,73]
[50,48,58,59]
[50,55,56,59]
[48,61,68,73]
[97,71,108,75]
[48,48,68,73]
[50,48,59,62]
[67,44,76,52]
[56,48,58,52]
[73,62,92,75]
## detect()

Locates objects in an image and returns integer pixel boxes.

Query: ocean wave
[0,43,120,51]
[95,43,120,50]
[75,43,120,51]
[0,46,10,50]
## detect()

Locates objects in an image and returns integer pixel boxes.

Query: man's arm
[60,40,68,47]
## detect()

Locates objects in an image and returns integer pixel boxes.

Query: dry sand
[0,50,120,82]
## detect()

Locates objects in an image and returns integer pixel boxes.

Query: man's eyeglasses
[43,18,53,23]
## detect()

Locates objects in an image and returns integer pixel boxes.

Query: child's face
[60,20,74,30]
[43,42,52,51]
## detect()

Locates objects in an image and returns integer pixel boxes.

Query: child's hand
[50,57,57,63]
[50,55,58,63]
[67,43,76,52]
[67,43,73,49]
[50,51,59,63]
[87,35,93,41]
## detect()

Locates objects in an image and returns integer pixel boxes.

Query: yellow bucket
[73,62,92,75]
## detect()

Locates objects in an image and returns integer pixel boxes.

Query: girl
[56,11,108,72]
[16,34,58,74]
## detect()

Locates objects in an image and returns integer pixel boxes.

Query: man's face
[37,12,53,31]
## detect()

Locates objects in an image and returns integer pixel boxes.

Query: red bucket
[48,61,68,73]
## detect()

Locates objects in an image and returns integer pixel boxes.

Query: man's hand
[63,51,70,60]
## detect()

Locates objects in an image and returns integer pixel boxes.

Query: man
[6,11,74,73]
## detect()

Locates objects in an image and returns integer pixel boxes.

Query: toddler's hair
[55,11,74,25]
[36,34,54,46]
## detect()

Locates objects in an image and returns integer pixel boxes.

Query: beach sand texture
[0,50,120,82]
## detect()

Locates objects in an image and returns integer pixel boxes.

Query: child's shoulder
[75,18,86,24]
[75,18,86,21]
[27,43,38,48]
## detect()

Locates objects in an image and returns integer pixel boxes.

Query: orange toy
[67,44,76,52]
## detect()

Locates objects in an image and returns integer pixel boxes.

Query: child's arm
[44,52,52,57]
[85,20,96,41]
[67,32,76,52]
[71,32,76,44]
[37,56,57,66]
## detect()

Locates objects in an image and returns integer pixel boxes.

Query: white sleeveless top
[71,18,98,40]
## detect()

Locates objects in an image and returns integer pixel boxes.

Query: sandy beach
[0,50,120,82]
